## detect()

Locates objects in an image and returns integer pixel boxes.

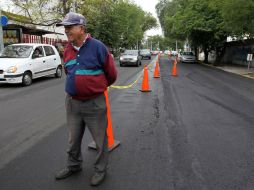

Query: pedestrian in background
[55,12,117,186]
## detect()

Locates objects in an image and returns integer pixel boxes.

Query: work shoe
[90,171,106,186]
[55,166,82,180]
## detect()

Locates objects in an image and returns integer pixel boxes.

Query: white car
[0,43,63,86]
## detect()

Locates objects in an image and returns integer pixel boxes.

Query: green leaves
[10,0,157,50]
[220,0,254,38]
[157,0,254,47]
[157,0,226,54]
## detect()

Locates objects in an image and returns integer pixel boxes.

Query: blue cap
[56,12,86,26]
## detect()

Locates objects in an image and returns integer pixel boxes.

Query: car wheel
[55,66,62,78]
[22,72,32,86]
[120,62,123,67]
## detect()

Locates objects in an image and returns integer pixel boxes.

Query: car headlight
[132,57,138,61]
[7,66,17,73]
[120,57,123,61]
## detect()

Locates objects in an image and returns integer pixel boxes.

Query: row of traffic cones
[89,55,178,152]
[140,56,178,92]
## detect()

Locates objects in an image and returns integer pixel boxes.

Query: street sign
[247,54,253,70]
[247,54,253,61]
[0,15,8,26]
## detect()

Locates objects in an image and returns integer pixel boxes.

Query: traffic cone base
[88,90,120,152]
[139,89,151,92]
[88,140,121,152]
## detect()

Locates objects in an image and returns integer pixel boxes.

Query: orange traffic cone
[140,64,151,92]
[172,61,178,77]
[88,90,120,152]
[153,61,160,78]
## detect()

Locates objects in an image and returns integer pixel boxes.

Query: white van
[0,43,62,86]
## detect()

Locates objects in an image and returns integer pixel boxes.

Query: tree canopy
[156,0,254,62]
[9,0,158,51]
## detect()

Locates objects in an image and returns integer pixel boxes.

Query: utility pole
[0,10,4,53]
[72,0,77,12]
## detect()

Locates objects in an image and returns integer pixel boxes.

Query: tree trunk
[194,46,198,61]
[215,45,226,65]
[204,48,209,63]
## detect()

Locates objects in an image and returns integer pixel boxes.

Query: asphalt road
[0,56,254,190]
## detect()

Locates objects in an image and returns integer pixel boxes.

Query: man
[55,12,117,186]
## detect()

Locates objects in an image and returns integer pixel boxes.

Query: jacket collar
[66,33,92,51]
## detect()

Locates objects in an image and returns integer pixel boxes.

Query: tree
[157,0,227,63]
[10,0,61,26]
[220,0,254,38]
[10,0,157,52]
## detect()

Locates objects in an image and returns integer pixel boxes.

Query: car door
[31,46,48,78]
[43,45,59,75]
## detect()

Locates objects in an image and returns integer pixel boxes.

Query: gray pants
[65,94,108,172]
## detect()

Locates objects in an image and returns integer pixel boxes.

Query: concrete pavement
[202,63,254,79]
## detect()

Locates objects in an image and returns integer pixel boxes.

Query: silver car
[119,50,142,67]
[180,52,196,63]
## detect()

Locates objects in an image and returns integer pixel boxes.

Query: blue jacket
[63,35,117,100]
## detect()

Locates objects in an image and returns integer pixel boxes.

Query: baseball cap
[56,12,86,26]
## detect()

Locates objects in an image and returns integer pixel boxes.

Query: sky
[132,0,163,36]
[0,0,163,36]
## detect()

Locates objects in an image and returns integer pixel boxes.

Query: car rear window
[141,50,150,53]
[124,50,138,55]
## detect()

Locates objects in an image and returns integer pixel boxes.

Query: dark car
[119,50,142,67]
[140,49,151,60]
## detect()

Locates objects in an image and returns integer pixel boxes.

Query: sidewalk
[202,63,254,79]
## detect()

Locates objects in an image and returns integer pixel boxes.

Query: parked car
[119,49,142,67]
[0,43,63,86]
[179,51,196,63]
[140,49,151,60]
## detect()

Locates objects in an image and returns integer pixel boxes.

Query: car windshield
[183,52,194,56]
[124,50,138,55]
[140,50,150,54]
[0,45,33,58]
